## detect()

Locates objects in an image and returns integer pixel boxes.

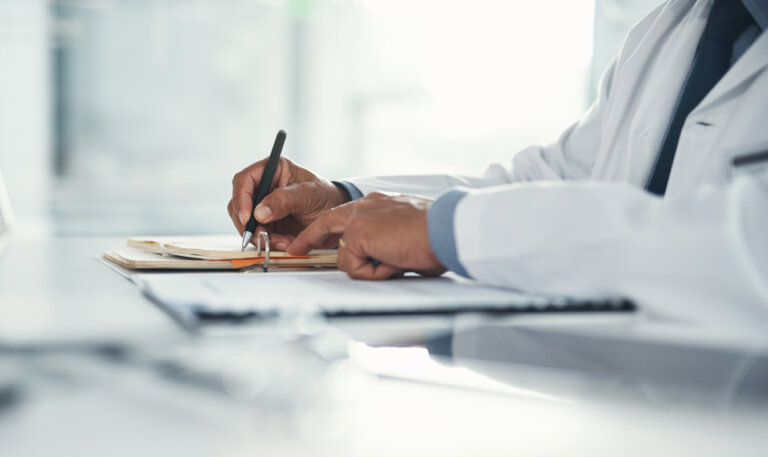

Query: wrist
[330,182,352,206]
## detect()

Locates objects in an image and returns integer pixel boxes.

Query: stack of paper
[103,235,337,271]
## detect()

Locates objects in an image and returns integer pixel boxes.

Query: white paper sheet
[136,271,631,319]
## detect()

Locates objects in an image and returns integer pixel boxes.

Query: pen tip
[241,231,253,252]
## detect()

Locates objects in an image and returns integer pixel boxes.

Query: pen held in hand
[241,130,287,251]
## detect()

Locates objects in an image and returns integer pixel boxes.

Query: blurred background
[0,0,658,237]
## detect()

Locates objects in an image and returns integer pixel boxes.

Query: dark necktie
[646,0,756,195]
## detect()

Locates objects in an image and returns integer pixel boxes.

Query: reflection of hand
[227,158,349,250]
[288,192,447,279]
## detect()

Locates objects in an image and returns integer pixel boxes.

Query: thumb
[253,184,307,223]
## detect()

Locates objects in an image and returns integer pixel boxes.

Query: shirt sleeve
[333,180,364,201]
[427,188,470,277]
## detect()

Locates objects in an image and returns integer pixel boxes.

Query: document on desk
[136,271,633,322]
[103,235,338,271]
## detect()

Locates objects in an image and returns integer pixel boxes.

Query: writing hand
[227,158,349,250]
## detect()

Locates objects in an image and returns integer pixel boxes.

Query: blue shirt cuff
[332,181,364,201]
[428,189,470,278]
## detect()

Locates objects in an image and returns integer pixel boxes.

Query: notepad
[136,270,634,324]
[103,235,338,271]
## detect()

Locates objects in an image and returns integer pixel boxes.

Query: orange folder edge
[228,256,311,269]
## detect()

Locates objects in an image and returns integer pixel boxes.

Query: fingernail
[255,205,272,222]
[239,211,250,225]
[275,241,287,251]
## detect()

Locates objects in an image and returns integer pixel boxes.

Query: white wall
[0,0,51,238]
[0,1,661,238]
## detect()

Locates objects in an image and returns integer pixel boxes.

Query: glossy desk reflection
[1,238,767,457]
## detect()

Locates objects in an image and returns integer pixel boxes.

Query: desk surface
[1,237,767,457]
[0,238,180,344]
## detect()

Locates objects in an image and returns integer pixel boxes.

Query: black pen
[241,130,287,251]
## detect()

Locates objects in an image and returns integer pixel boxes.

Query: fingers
[288,204,354,255]
[286,196,404,279]
[232,171,259,226]
[229,201,293,249]
[227,199,245,235]
[338,238,401,280]
[269,233,295,251]
[254,184,306,224]
[250,224,294,251]
[292,202,402,280]
[231,159,286,226]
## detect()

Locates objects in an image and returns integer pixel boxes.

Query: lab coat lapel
[695,31,768,112]
[594,0,703,184]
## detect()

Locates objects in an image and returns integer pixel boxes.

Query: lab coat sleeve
[341,164,518,200]
[349,0,679,196]
[344,1,670,197]
[446,173,768,330]
[343,53,621,198]
[350,57,620,274]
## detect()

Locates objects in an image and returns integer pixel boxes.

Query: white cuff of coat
[428,188,471,278]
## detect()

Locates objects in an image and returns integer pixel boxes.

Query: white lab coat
[347,0,768,332]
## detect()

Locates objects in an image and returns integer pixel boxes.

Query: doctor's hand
[287,193,447,279]
[227,158,349,250]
